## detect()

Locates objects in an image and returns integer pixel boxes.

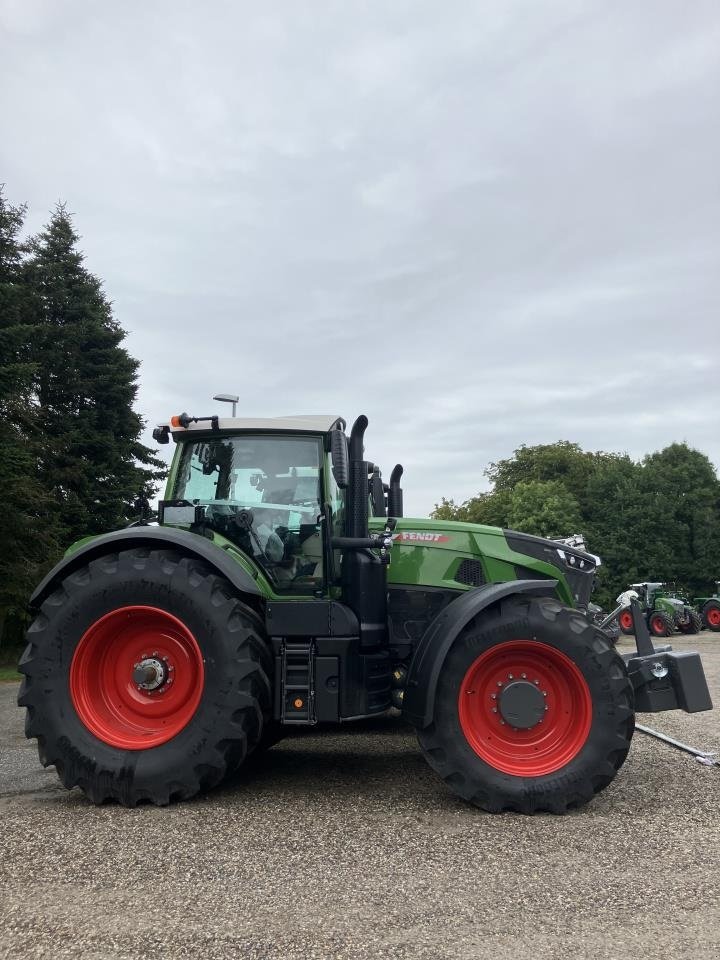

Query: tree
[432,438,720,609]
[487,441,600,501]
[24,204,165,545]
[433,489,512,528]
[506,480,582,539]
[0,188,60,646]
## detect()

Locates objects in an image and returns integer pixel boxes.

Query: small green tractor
[18,409,713,813]
[617,583,703,638]
[693,582,720,632]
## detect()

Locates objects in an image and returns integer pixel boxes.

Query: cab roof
[170,415,343,435]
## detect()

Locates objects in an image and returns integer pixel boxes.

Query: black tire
[702,600,720,632]
[18,548,273,806]
[648,611,674,638]
[417,596,635,814]
[677,611,703,635]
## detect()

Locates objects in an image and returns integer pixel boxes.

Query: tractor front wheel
[702,601,720,632]
[618,609,635,635]
[417,596,634,814]
[18,548,273,806]
[648,611,674,638]
[677,611,703,635]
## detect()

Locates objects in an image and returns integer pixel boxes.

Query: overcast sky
[2,0,719,515]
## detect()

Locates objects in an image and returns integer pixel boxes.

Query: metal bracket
[636,723,720,767]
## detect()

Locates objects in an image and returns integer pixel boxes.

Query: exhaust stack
[388,464,404,518]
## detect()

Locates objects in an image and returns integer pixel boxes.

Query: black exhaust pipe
[388,464,404,518]
[342,415,388,654]
[346,415,369,538]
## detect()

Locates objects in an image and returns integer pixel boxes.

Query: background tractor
[693,582,720,632]
[617,583,702,638]
[18,406,713,814]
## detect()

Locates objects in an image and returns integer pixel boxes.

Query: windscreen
[170,434,324,591]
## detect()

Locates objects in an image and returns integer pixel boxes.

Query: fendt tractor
[694,582,720,632]
[18,408,714,813]
[617,583,703,638]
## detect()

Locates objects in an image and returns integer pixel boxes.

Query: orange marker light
[170,413,191,429]
[293,698,304,709]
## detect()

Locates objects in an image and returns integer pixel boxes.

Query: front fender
[401,579,559,729]
[29,526,262,609]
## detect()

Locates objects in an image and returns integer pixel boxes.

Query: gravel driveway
[1,635,719,960]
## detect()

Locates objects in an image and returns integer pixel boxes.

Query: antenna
[213,393,239,417]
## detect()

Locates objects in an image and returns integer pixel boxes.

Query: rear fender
[29,526,262,609]
[401,579,559,729]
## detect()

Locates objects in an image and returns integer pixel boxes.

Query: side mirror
[329,429,349,489]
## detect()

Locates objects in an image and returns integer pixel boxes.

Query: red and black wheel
[417,596,634,814]
[18,548,272,806]
[702,601,720,632]
[677,611,703,635]
[618,609,635,635]
[648,611,674,638]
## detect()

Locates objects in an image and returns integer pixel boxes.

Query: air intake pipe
[388,464,404,518]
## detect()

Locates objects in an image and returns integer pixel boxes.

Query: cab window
[171,435,324,592]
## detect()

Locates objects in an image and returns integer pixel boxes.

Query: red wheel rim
[458,640,592,776]
[619,610,633,630]
[707,607,720,627]
[650,615,666,635]
[70,606,204,749]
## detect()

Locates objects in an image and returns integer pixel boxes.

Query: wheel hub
[132,657,167,691]
[498,680,546,729]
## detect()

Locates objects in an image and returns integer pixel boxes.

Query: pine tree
[24,204,165,546]
[0,188,59,646]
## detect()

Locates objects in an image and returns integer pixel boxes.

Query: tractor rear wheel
[417,596,634,814]
[618,609,635,635]
[702,601,720,632]
[18,548,272,806]
[648,611,674,638]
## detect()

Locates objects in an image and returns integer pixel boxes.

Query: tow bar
[635,723,719,767]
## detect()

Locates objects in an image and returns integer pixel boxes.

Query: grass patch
[0,644,24,683]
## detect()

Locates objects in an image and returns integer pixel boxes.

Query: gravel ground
[1,634,719,960]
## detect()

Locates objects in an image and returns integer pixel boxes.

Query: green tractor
[18,409,713,813]
[617,583,702,638]
[693,582,720,632]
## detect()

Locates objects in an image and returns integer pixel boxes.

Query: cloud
[1,0,718,516]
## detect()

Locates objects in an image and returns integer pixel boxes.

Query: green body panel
[369,517,574,606]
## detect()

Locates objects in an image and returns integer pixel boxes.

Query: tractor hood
[370,517,596,609]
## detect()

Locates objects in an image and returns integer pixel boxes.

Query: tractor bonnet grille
[455,559,485,587]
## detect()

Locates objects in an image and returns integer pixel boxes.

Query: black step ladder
[280,640,316,724]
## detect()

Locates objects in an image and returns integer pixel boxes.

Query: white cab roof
[170,414,343,435]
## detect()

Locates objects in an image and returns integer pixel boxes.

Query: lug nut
[497,681,503,687]
[492,708,498,714]
[542,691,547,697]
[491,694,497,700]
[508,674,514,679]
